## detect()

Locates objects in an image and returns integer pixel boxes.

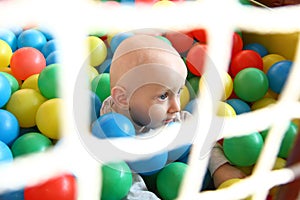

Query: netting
[0,0,300,199]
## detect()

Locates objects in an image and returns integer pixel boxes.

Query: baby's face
[128,82,184,130]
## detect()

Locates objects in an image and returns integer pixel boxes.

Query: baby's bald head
[110,34,187,91]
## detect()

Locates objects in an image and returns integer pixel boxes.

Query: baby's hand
[212,163,246,188]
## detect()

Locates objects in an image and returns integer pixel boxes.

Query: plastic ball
[127,152,168,175]
[10,47,46,80]
[11,132,52,157]
[41,39,58,58]
[37,27,54,41]
[90,91,102,123]
[6,89,46,128]
[0,39,13,68]
[36,98,62,140]
[217,178,241,189]
[187,76,199,97]
[86,36,107,67]
[231,32,243,59]
[91,112,135,138]
[165,31,194,53]
[38,64,60,99]
[251,97,276,110]
[21,74,40,92]
[223,131,264,166]
[183,98,197,114]
[87,65,99,83]
[101,161,132,200]
[97,58,112,74]
[261,122,297,159]
[0,67,22,85]
[273,157,286,170]
[264,89,279,99]
[0,188,24,200]
[186,44,207,76]
[226,98,251,115]
[262,54,285,73]
[152,0,176,7]
[0,73,12,107]
[180,85,190,110]
[267,60,292,94]
[191,28,207,44]
[168,144,191,162]
[0,72,19,94]
[0,109,19,145]
[17,29,47,51]
[110,32,134,53]
[217,101,236,117]
[0,28,17,51]
[234,68,269,102]
[230,50,263,77]
[244,43,268,57]
[156,162,188,200]
[24,174,77,200]
[9,26,23,37]
[0,140,13,163]
[91,73,110,102]
[45,50,60,65]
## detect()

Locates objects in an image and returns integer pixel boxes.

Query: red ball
[10,47,46,80]
[231,32,243,59]
[191,28,207,44]
[24,174,77,200]
[165,31,194,53]
[186,44,207,76]
[229,50,263,77]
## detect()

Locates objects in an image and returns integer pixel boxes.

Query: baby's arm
[209,143,246,188]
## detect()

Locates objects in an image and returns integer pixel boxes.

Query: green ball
[187,76,199,99]
[101,161,132,200]
[91,73,110,102]
[0,72,19,94]
[223,132,263,167]
[234,68,269,102]
[38,64,60,99]
[11,132,52,157]
[156,162,188,200]
[261,122,298,158]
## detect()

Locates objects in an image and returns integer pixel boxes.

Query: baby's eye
[159,92,168,101]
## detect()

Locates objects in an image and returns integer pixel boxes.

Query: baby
[100,34,245,199]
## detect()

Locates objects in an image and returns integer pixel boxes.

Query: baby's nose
[169,97,181,114]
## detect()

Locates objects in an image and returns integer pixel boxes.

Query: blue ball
[37,27,54,40]
[90,91,102,123]
[244,43,268,57]
[91,112,135,138]
[0,109,19,145]
[9,26,23,38]
[110,32,134,53]
[127,152,168,175]
[46,50,61,65]
[183,99,197,114]
[0,28,17,51]
[17,29,47,51]
[41,39,58,58]
[168,144,191,162]
[0,140,13,163]
[0,188,24,200]
[0,73,11,108]
[97,58,111,74]
[226,98,251,115]
[267,60,292,94]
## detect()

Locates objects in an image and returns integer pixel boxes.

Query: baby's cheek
[148,104,167,127]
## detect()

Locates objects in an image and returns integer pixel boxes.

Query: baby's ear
[111,86,129,109]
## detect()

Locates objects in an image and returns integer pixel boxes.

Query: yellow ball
[87,65,99,83]
[0,40,12,68]
[6,89,46,128]
[292,118,300,127]
[199,72,233,100]
[218,178,241,189]
[86,36,107,67]
[217,101,236,117]
[153,0,175,7]
[21,74,40,92]
[262,54,285,73]
[251,97,276,111]
[180,85,190,110]
[237,165,254,176]
[273,157,286,170]
[36,98,62,140]
[264,89,279,99]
